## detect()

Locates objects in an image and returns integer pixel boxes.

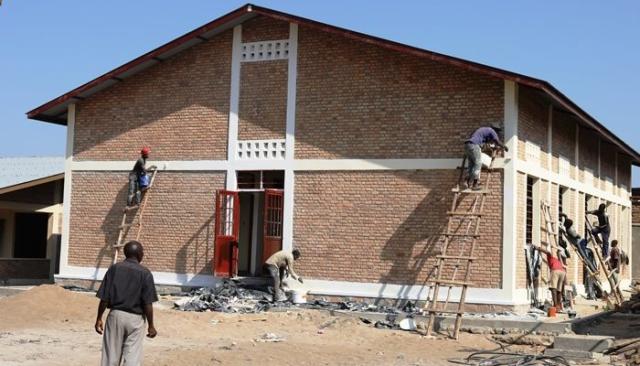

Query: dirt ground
[0,285,547,366]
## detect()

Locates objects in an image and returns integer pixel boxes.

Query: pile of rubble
[618,283,640,313]
[174,280,275,313]
[173,279,421,315]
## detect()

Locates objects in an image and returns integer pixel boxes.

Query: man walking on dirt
[263,249,303,302]
[95,241,158,366]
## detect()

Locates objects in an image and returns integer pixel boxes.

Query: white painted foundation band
[58,265,520,305]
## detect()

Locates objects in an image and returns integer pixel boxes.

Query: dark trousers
[127,175,141,206]
[263,264,285,300]
[591,227,610,257]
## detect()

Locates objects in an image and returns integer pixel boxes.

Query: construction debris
[255,333,285,343]
[173,280,273,313]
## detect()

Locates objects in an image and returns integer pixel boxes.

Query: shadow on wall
[88,181,129,288]
[377,180,449,304]
[175,214,214,277]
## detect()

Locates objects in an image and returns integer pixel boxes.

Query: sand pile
[0,285,97,330]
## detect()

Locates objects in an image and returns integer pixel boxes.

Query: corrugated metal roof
[0,157,64,190]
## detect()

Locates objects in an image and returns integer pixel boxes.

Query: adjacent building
[26,5,639,307]
[0,157,64,284]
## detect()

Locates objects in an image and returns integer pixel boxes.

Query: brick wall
[241,15,289,43]
[0,259,50,280]
[67,171,224,274]
[551,111,577,178]
[73,30,232,161]
[633,197,640,224]
[600,142,616,184]
[579,129,599,184]
[518,87,549,167]
[238,61,288,140]
[295,25,503,159]
[0,180,60,205]
[293,169,504,287]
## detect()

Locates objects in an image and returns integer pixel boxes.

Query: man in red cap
[127,147,151,207]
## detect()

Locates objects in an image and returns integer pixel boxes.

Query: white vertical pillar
[575,124,580,180]
[226,25,242,190]
[597,138,601,184]
[282,23,298,251]
[547,105,553,171]
[502,80,518,302]
[59,103,76,275]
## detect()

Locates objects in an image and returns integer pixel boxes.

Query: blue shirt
[466,127,501,145]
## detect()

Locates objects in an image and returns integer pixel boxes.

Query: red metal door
[213,190,240,277]
[262,189,284,264]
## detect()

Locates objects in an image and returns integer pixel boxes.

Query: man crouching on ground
[95,240,158,366]
[263,249,303,302]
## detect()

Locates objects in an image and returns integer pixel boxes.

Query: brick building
[27,5,639,307]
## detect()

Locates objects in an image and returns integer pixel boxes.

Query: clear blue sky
[1,1,639,184]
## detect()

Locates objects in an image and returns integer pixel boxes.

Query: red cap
[141,147,151,155]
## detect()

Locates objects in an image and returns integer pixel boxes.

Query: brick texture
[551,111,577,178]
[73,30,232,161]
[238,61,288,140]
[518,87,549,167]
[579,129,599,184]
[600,142,616,183]
[0,259,50,280]
[241,15,289,43]
[68,171,224,274]
[293,169,504,288]
[295,25,503,159]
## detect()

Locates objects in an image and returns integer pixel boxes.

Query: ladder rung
[427,309,464,315]
[447,211,482,217]
[436,255,477,261]
[119,223,140,230]
[432,279,473,286]
[443,233,480,238]
[451,188,490,194]
[113,244,125,248]
[123,205,139,212]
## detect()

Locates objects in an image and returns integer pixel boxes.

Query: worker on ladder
[463,124,508,190]
[127,147,152,208]
[587,203,611,258]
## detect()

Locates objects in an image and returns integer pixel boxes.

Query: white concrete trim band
[69,158,502,172]
[517,159,631,207]
[57,265,521,305]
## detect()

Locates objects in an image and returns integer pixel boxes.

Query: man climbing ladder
[113,148,159,264]
[424,139,504,340]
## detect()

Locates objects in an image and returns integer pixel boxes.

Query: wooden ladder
[584,217,623,306]
[112,167,158,264]
[540,202,621,308]
[424,150,497,340]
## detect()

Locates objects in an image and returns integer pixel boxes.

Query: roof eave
[25,3,640,165]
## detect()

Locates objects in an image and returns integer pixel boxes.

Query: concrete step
[553,334,614,353]
[544,348,610,363]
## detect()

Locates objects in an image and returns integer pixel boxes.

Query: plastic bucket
[291,289,307,304]
[547,306,557,317]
